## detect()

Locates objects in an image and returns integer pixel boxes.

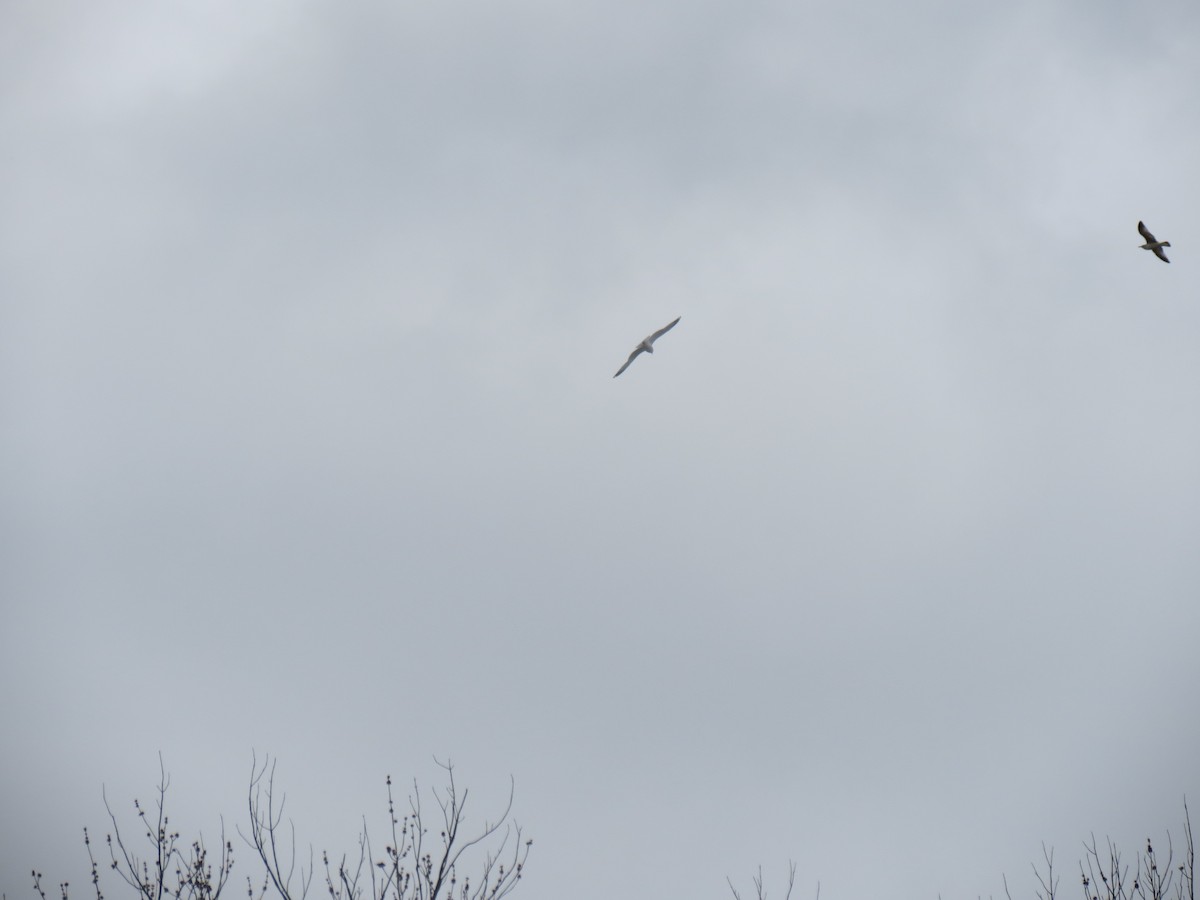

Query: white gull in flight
[613,316,681,378]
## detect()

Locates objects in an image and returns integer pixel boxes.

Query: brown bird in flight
[1138,221,1171,263]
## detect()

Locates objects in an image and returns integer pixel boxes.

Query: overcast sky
[3,2,1200,899]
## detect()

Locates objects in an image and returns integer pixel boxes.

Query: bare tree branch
[240,754,313,900]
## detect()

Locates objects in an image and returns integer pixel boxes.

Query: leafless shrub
[29,755,234,900]
[242,754,531,900]
[1021,799,1195,900]
[728,861,816,900]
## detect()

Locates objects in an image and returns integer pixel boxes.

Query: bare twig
[728,862,799,900]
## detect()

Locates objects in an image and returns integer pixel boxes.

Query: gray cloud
[4,2,1200,899]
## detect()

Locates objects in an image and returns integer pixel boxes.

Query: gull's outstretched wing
[1139,221,1171,262]
[647,316,682,344]
[613,347,645,378]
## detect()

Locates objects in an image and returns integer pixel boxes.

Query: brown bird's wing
[1138,220,1156,242]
